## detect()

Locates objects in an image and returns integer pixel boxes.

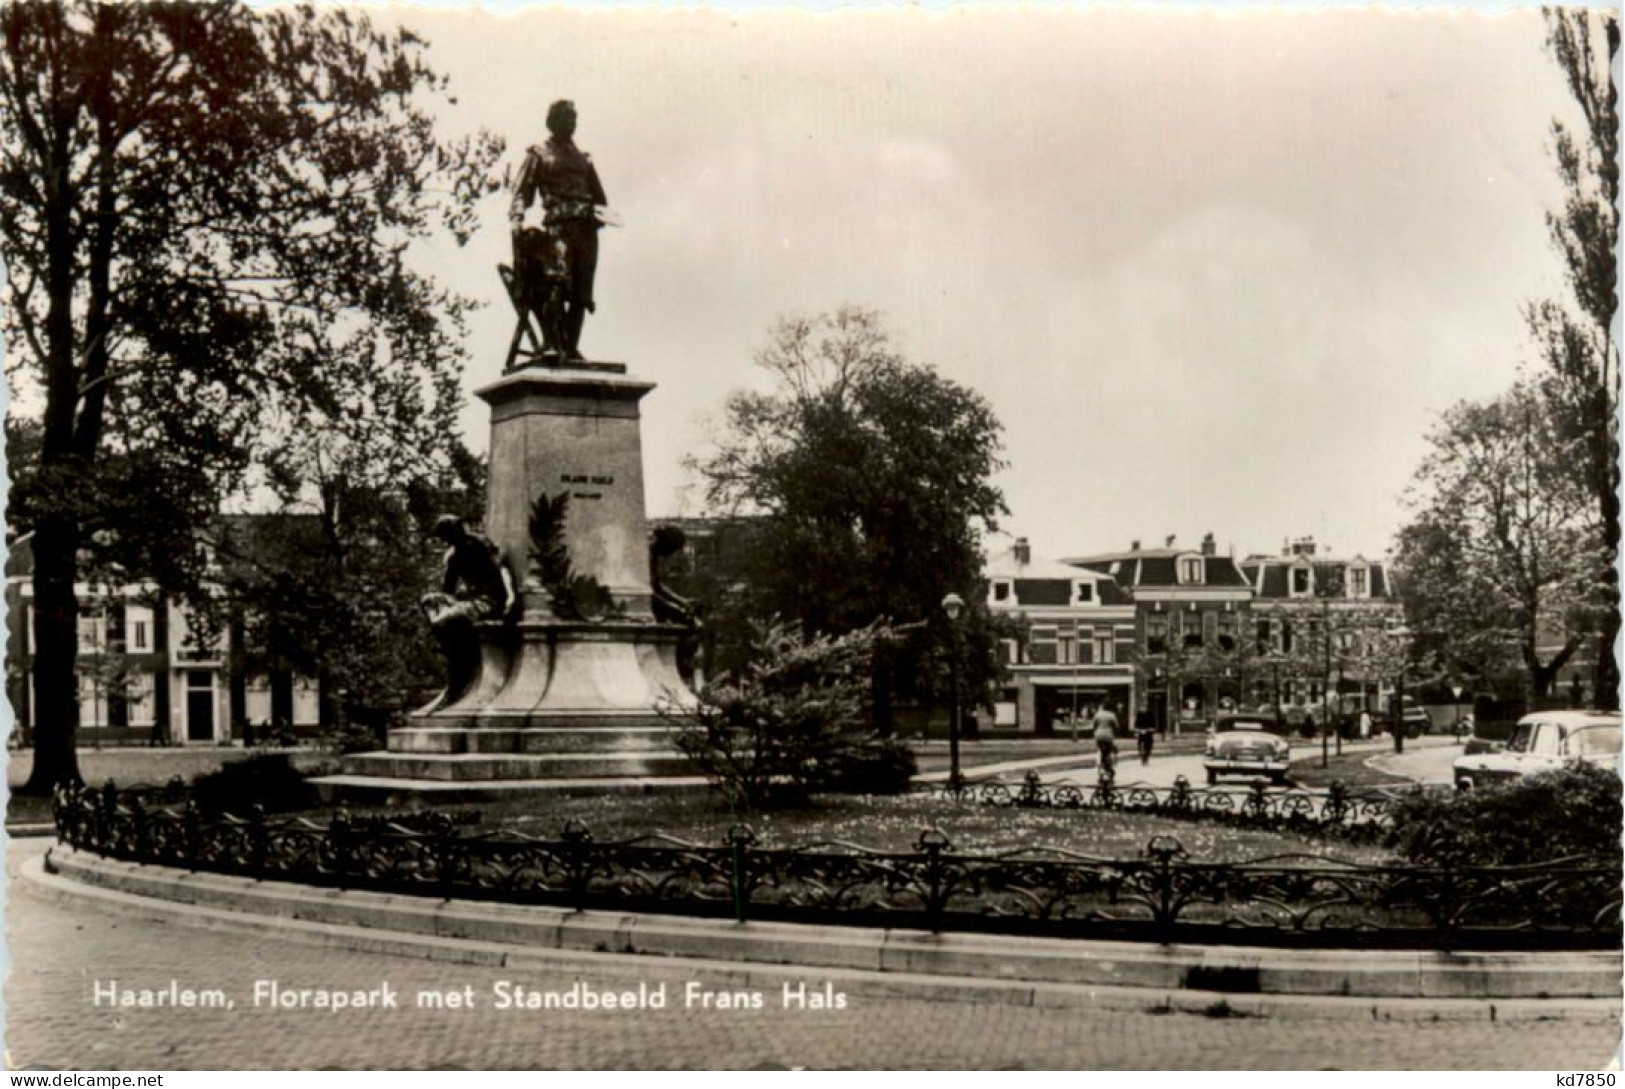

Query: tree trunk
[1593,448,1620,711]
[1592,606,1619,712]
[870,642,894,738]
[21,60,87,796]
[21,516,83,793]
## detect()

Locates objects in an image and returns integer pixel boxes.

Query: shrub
[664,619,915,808]
[816,736,918,796]
[1386,762,1622,867]
[190,753,319,815]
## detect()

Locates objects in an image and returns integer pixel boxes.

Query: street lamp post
[1391,625,1412,755]
[1452,683,1464,745]
[942,592,965,794]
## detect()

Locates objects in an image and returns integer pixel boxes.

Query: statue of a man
[420,515,517,702]
[510,99,608,362]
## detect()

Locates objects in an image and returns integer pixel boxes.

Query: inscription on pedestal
[561,472,615,501]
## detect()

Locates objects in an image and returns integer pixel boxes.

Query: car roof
[1215,716,1271,730]
[1518,711,1623,728]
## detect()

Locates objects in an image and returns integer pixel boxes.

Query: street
[1035,735,1458,792]
[4,838,1619,1070]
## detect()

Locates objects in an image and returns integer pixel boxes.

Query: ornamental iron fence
[919,772,1399,842]
[52,781,1620,951]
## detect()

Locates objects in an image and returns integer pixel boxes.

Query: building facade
[6,533,322,747]
[1063,534,1255,733]
[985,538,1138,735]
[1239,536,1402,712]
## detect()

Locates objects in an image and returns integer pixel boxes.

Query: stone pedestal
[324,361,701,796]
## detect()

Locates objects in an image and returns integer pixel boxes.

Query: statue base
[314,357,706,801]
[332,617,699,787]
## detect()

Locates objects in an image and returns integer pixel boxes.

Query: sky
[385,2,1594,565]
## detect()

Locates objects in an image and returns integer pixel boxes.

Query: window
[991,580,1012,604]
[1073,581,1094,605]
[126,605,154,652]
[1281,621,1294,654]
[1056,633,1076,665]
[1291,565,1312,597]
[1348,566,1369,598]
[1093,628,1114,665]
[127,672,156,727]
[999,638,1019,666]
[76,614,107,655]
[1178,556,1203,584]
[293,675,320,726]
[174,605,223,661]
[1146,616,1168,655]
[77,672,107,728]
[1218,613,1237,652]
[1256,619,1272,654]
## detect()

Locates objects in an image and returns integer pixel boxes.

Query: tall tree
[1395,384,1599,702]
[689,308,1008,725]
[1,2,502,791]
[1527,8,1620,710]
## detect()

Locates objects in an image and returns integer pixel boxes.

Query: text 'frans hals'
[92,979,848,1013]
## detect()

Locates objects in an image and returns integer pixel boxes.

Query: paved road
[1037,737,1457,793]
[1370,739,1465,785]
[5,840,1619,1070]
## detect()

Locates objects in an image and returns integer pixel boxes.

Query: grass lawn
[6,747,336,826]
[1288,747,1414,791]
[440,790,1393,864]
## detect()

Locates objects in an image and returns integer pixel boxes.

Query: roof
[1062,550,1251,590]
[1240,555,1391,599]
[985,543,1132,606]
[986,545,1107,581]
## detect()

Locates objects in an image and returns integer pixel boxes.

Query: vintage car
[1452,710,1622,791]
[1203,714,1292,785]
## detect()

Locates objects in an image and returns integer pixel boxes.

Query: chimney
[1201,532,1216,557]
[1291,536,1316,558]
[1130,539,1140,552]
[1165,534,1176,548]
[1013,537,1031,566]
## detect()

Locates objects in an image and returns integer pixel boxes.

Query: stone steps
[388,724,680,755]
[340,750,695,782]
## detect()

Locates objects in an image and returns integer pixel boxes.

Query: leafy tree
[217,452,484,745]
[1526,9,1620,710]
[1394,385,1599,702]
[1,2,502,791]
[665,618,916,808]
[689,308,1008,728]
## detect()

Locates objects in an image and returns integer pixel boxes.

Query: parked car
[1203,714,1292,785]
[1452,710,1622,791]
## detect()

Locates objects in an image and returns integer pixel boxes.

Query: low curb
[33,846,1621,1020]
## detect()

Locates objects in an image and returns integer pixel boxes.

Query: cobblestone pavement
[5,841,1620,1070]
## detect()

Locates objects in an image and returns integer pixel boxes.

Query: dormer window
[991,580,1012,604]
[1347,564,1369,599]
[1073,580,1094,606]
[1290,563,1313,597]
[1177,555,1203,585]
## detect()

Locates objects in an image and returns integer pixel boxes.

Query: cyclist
[1092,701,1120,778]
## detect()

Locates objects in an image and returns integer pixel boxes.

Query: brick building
[1062,534,1254,733]
[1239,536,1401,712]
[985,538,1138,735]
[6,530,322,748]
